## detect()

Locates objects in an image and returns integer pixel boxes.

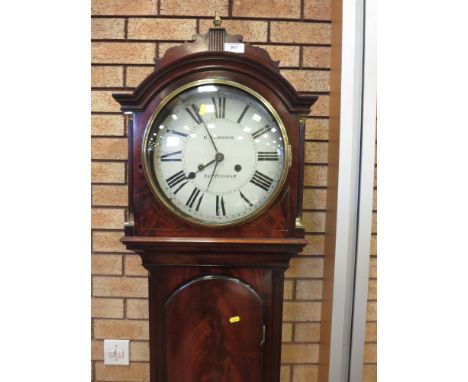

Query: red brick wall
[363,146,377,382]
[91,2,377,382]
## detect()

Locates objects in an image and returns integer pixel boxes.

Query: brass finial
[213,10,222,28]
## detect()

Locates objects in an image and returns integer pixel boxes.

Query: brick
[93,276,148,297]
[91,138,127,160]
[292,365,318,382]
[310,95,329,116]
[295,280,322,300]
[301,234,325,255]
[92,208,125,229]
[95,362,150,381]
[302,211,326,232]
[92,42,156,64]
[128,18,196,40]
[280,366,291,382]
[126,66,154,87]
[368,279,377,300]
[271,22,331,44]
[370,234,377,256]
[125,255,148,276]
[282,323,293,342]
[294,323,320,342]
[94,319,149,340]
[92,0,157,15]
[281,344,319,363]
[303,189,327,209]
[305,141,328,163]
[303,46,331,68]
[92,231,129,253]
[283,302,321,321]
[91,340,103,360]
[92,185,128,206]
[91,114,125,136]
[364,343,377,363]
[365,322,377,342]
[369,257,377,278]
[92,297,124,318]
[305,118,329,140]
[199,19,268,42]
[304,0,331,20]
[281,70,330,92]
[283,279,294,300]
[91,90,121,112]
[304,166,327,187]
[233,0,300,19]
[92,66,124,87]
[255,45,300,67]
[92,161,126,183]
[91,18,125,39]
[286,257,323,278]
[131,341,150,361]
[127,299,149,319]
[367,301,377,321]
[363,365,377,382]
[161,0,228,16]
[92,254,122,275]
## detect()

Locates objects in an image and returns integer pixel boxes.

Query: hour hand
[187,154,224,179]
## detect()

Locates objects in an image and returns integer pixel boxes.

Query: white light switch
[104,339,130,365]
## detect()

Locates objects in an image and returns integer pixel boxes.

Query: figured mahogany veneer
[166,275,264,382]
[113,23,317,382]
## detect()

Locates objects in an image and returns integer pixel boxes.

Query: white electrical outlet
[104,339,130,365]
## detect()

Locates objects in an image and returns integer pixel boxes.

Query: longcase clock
[113,15,317,382]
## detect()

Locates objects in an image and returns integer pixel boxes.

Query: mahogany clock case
[114,35,317,239]
[112,26,318,382]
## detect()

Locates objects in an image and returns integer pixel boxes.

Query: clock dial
[143,81,289,226]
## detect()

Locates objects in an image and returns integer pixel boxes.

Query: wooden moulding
[121,236,308,267]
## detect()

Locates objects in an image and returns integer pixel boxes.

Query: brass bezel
[141,79,291,228]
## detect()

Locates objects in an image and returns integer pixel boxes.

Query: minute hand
[206,160,219,192]
[194,106,219,153]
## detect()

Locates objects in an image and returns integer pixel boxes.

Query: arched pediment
[113,27,317,114]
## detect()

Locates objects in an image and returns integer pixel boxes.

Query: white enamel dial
[143,82,289,226]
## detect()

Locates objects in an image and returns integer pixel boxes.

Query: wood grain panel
[166,276,264,381]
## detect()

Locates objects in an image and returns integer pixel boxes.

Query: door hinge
[261,325,266,346]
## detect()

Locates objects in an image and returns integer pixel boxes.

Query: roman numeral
[186,187,204,211]
[212,97,226,118]
[173,181,188,195]
[257,151,279,161]
[252,125,272,139]
[160,150,182,161]
[216,195,226,216]
[185,104,202,124]
[237,105,250,124]
[250,170,274,191]
[240,191,253,207]
[166,170,187,188]
[167,129,188,137]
